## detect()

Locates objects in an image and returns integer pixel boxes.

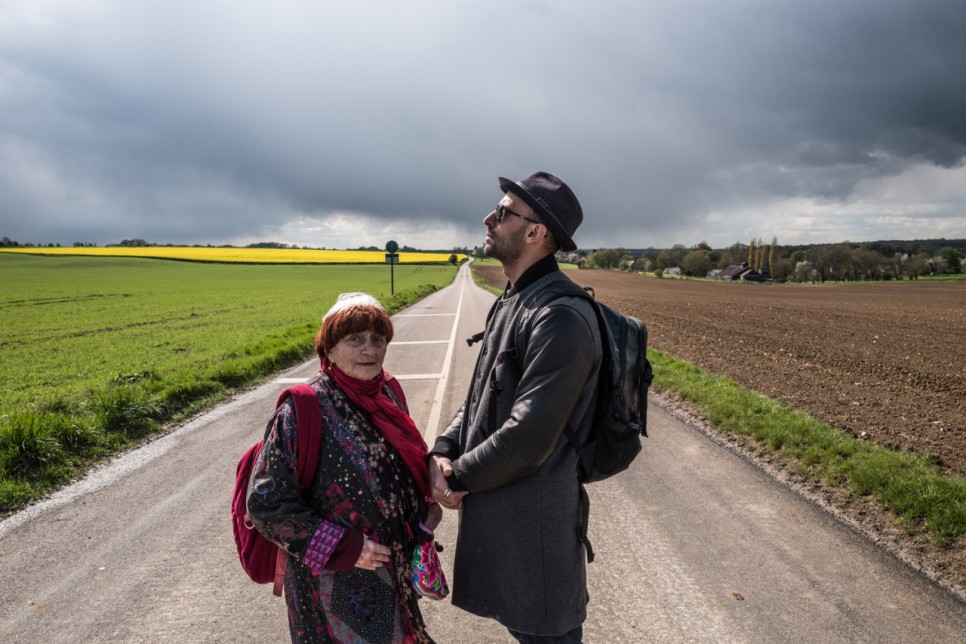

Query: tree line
[1,237,471,255]
[582,239,965,282]
[4,234,961,281]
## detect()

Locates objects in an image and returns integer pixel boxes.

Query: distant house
[663,267,683,276]
[717,262,764,282]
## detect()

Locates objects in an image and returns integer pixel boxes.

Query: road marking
[424,277,465,440]
[280,372,443,383]
[395,373,444,380]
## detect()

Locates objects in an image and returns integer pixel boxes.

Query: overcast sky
[2,1,964,251]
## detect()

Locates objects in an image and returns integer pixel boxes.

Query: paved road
[1,262,964,643]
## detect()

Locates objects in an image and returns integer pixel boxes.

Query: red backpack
[231,384,323,596]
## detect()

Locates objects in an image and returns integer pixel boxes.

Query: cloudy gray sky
[2,0,964,251]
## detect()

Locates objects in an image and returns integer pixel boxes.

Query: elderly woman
[247,293,439,643]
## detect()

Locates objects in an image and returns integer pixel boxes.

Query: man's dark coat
[433,260,601,636]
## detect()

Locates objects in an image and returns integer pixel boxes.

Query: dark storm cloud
[1,0,963,249]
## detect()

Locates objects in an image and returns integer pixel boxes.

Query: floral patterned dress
[247,372,433,643]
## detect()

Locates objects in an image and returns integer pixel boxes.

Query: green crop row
[0,254,457,512]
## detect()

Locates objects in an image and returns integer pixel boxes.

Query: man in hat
[429,172,602,643]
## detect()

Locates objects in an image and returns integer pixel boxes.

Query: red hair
[315,303,393,360]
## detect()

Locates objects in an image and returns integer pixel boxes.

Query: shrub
[92,385,164,439]
[212,367,247,388]
[50,415,100,452]
[160,379,223,408]
[0,413,68,478]
[0,478,34,512]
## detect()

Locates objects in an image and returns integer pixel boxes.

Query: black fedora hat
[498,171,582,252]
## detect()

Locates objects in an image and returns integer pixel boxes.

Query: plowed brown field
[475,266,966,477]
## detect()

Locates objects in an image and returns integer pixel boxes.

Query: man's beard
[483,229,524,264]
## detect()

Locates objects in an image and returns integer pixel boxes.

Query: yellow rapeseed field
[0,246,465,264]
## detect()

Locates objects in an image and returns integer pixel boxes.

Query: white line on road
[424,279,465,440]
[394,373,445,380]
[278,373,445,384]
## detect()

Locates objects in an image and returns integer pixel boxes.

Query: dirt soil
[479,266,966,476]
[476,266,966,597]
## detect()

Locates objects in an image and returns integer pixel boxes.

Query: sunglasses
[494,205,541,225]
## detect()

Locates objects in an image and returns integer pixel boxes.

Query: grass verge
[469,258,504,295]
[0,283,441,515]
[650,348,966,548]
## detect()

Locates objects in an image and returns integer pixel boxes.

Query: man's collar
[506,254,559,296]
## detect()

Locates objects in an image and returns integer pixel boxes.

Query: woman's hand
[424,503,443,531]
[354,537,391,570]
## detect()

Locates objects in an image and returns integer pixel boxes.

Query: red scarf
[322,359,431,500]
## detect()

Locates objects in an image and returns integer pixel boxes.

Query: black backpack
[530,283,653,484]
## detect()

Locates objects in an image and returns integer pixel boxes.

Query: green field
[0,253,457,510]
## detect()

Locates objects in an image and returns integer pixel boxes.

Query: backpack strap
[280,384,324,494]
[486,347,514,437]
[482,281,579,439]
[578,485,594,564]
[635,325,653,438]
[271,383,323,596]
[466,292,505,346]
[514,282,601,477]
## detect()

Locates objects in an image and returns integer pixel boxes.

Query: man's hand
[354,537,391,570]
[430,455,468,510]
